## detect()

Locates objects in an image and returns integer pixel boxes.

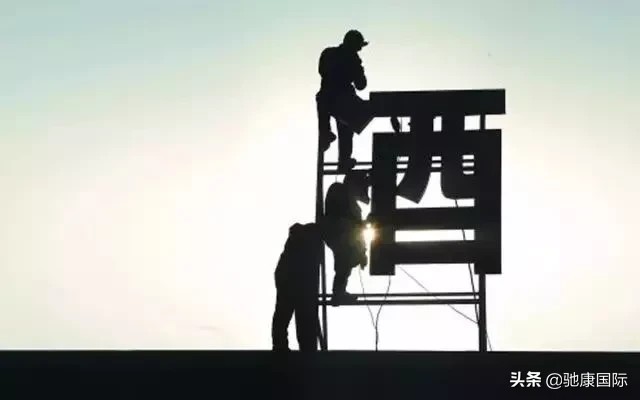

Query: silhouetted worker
[272,222,324,351]
[323,170,370,305]
[316,30,400,172]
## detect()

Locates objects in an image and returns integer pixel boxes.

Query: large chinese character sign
[368,90,505,276]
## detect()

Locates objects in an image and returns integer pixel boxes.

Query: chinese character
[563,372,580,387]
[580,372,595,388]
[510,371,525,387]
[613,373,628,388]
[596,373,611,387]
[526,371,541,387]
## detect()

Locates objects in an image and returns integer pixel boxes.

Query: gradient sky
[1,0,639,350]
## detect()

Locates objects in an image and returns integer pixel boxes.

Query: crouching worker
[271,222,324,352]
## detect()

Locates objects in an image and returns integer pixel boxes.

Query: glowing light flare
[363,223,376,246]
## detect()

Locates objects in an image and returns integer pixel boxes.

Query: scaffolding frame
[315,149,488,353]
[314,89,504,352]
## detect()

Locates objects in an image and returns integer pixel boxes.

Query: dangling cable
[358,267,377,337]
[358,267,392,351]
[399,267,476,324]
[374,276,392,351]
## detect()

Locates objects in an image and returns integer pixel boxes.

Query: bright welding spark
[363,223,376,245]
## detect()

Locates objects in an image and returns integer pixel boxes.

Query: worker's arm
[318,49,328,76]
[319,47,337,78]
[352,54,367,91]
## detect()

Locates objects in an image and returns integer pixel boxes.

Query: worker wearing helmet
[316,30,400,172]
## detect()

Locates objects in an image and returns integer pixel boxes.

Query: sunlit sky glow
[1,0,639,350]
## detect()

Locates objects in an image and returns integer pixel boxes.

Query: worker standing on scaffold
[323,170,370,305]
[316,30,400,172]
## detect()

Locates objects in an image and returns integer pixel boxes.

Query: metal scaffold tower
[314,89,505,352]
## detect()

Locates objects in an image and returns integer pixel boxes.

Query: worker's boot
[337,157,356,173]
[320,131,337,152]
[331,271,358,306]
[331,291,358,306]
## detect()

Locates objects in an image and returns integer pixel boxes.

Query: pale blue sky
[1,0,639,350]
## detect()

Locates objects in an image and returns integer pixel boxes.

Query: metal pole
[478,272,487,352]
[316,133,328,351]
[478,115,488,353]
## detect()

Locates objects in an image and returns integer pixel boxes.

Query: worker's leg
[332,258,350,295]
[337,121,356,172]
[332,271,353,297]
[334,92,374,134]
[272,284,295,351]
[294,295,320,352]
[316,92,336,152]
[332,250,358,305]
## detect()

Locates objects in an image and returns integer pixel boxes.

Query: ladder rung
[319,291,477,298]
[318,298,479,306]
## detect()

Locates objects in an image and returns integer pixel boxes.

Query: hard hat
[343,30,369,48]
